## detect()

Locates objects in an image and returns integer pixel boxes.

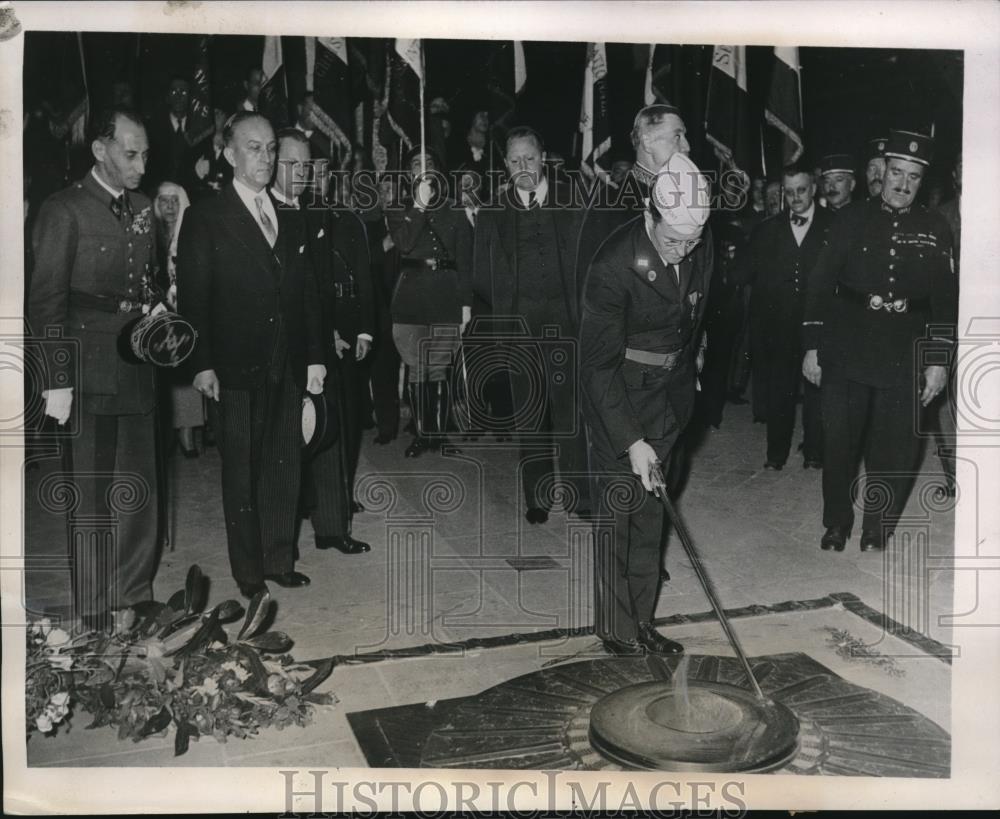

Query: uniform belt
[333,282,358,299]
[625,347,684,370]
[400,257,456,272]
[69,289,145,314]
[836,282,929,314]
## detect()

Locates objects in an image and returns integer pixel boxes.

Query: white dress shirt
[91,167,124,199]
[790,202,815,246]
[233,177,279,243]
[515,176,548,208]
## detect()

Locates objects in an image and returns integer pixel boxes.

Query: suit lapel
[221,185,279,279]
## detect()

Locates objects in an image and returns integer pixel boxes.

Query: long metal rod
[652,466,765,701]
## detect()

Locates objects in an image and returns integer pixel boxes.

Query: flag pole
[419,41,427,179]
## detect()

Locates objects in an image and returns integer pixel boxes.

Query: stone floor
[22,395,959,767]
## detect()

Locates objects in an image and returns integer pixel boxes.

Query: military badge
[130,206,152,235]
[647,270,657,282]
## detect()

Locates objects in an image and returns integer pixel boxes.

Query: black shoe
[860,530,885,553]
[727,393,749,405]
[660,567,671,583]
[263,571,311,588]
[763,460,784,471]
[374,431,396,445]
[602,636,646,656]
[803,459,823,470]
[238,580,268,599]
[820,525,850,552]
[525,507,549,525]
[179,443,198,459]
[637,622,684,656]
[350,500,365,514]
[316,535,371,554]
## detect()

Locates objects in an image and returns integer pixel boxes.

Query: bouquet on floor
[26,566,336,755]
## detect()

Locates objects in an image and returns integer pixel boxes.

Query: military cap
[884,129,934,166]
[866,136,888,162]
[819,153,855,176]
[650,151,711,240]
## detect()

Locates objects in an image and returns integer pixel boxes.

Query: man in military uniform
[29,108,159,630]
[865,137,888,199]
[749,161,835,470]
[819,153,856,211]
[802,130,956,553]
[579,151,713,656]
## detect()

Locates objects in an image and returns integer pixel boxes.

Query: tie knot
[791,212,808,226]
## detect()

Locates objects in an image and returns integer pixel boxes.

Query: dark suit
[29,170,159,621]
[803,197,956,533]
[177,183,323,586]
[144,112,203,195]
[749,205,835,464]
[473,183,588,509]
[580,216,713,642]
[190,139,233,202]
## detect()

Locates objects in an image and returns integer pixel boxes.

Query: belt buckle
[892,298,908,313]
[868,294,884,311]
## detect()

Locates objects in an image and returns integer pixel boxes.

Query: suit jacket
[473,183,582,333]
[176,183,324,390]
[749,205,836,342]
[301,204,375,345]
[144,112,205,195]
[190,138,234,202]
[579,216,714,465]
[29,171,157,414]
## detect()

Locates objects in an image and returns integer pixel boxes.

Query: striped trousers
[210,367,302,585]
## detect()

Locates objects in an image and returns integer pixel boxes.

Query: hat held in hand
[651,152,711,240]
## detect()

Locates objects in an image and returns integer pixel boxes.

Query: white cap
[650,152,711,240]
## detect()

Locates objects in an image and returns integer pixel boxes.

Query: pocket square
[299,244,305,254]
[316,228,325,238]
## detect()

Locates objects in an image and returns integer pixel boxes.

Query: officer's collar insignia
[880,201,911,216]
[636,257,649,268]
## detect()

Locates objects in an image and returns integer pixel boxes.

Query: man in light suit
[177,112,326,597]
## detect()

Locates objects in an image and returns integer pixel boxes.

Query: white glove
[194,157,210,180]
[306,364,327,395]
[460,305,472,335]
[42,387,73,425]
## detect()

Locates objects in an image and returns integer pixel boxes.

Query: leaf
[243,632,293,653]
[234,645,273,696]
[166,589,186,613]
[298,657,335,698]
[159,612,199,641]
[138,705,173,738]
[99,682,116,710]
[173,609,221,659]
[161,620,203,656]
[174,721,198,756]
[185,565,207,614]
[237,590,271,641]
[213,599,244,623]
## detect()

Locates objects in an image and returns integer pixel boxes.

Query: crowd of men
[26,68,960,656]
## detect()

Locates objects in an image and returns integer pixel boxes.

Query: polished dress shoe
[637,622,684,656]
[859,530,886,553]
[238,580,268,599]
[525,507,549,525]
[934,480,956,499]
[374,431,396,445]
[263,571,311,588]
[763,460,784,471]
[727,393,749,405]
[404,437,429,457]
[803,459,823,470]
[350,500,365,514]
[820,525,850,552]
[316,535,371,554]
[179,443,198,459]
[659,567,671,583]
[602,636,646,656]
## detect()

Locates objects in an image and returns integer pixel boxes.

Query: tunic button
[889,277,896,283]
[893,222,898,228]
[889,249,896,256]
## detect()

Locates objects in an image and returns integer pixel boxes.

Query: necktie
[790,212,808,227]
[255,194,277,247]
[110,193,132,228]
[527,191,536,209]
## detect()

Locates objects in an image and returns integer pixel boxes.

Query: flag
[259,35,289,128]
[488,40,526,133]
[764,46,804,164]
[186,35,214,146]
[644,44,674,106]
[385,39,422,152]
[705,45,754,180]
[310,37,354,166]
[580,42,612,182]
[348,38,389,170]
